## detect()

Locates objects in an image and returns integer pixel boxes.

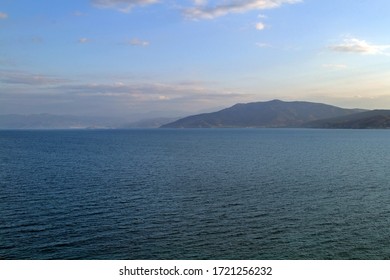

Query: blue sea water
[1,128,390,260]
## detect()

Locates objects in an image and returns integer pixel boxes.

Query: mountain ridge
[3,100,390,129]
[0,114,179,129]
[0,114,130,129]
[305,109,390,129]
[161,100,367,128]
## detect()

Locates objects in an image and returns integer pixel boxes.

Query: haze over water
[1,129,390,259]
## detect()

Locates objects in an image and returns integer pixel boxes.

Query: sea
[1,128,390,260]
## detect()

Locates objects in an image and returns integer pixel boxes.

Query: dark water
[1,129,390,260]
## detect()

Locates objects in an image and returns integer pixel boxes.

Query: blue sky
[1,0,390,119]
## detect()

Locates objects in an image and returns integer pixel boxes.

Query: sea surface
[1,129,390,260]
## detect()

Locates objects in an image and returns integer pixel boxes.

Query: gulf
[1,129,390,259]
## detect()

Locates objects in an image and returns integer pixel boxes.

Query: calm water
[1,129,390,260]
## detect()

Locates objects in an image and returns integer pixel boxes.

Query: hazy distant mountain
[0,114,122,129]
[5,101,389,130]
[161,100,365,128]
[121,117,181,128]
[305,110,390,129]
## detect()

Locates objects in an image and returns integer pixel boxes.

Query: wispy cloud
[256,42,271,48]
[0,71,68,86]
[78,38,91,44]
[127,38,150,46]
[184,0,301,20]
[329,37,390,55]
[322,64,348,70]
[57,81,220,98]
[0,70,254,116]
[91,0,159,12]
[0,12,8,19]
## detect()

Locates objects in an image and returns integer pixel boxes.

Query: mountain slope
[120,117,181,128]
[161,100,365,128]
[305,110,390,129]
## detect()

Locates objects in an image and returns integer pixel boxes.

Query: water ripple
[1,129,390,259]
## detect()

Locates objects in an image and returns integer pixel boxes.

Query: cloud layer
[0,71,68,86]
[0,70,248,117]
[184,0,301,20]
[91,0,159,12]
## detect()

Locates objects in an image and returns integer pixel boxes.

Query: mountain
[121,117,181,128]
[161,100,365,128]
[0,114,123,129]
[305,110,390,129]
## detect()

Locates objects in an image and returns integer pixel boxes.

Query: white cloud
[78,38,90,44]
[128,38,150,46]
[184,0,301,20]
[255,22,265,30]
[0,12,8,19]
[91,0,159,12]
[329,37,390,55]
[158,95,170,100]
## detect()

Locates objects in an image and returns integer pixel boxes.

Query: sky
[1,0,390,119]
